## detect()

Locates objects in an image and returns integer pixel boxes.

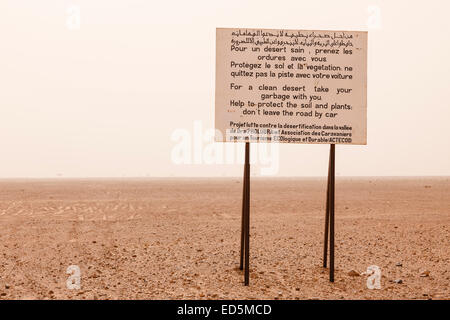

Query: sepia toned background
[0,0,449,178]
[215,28,368,145]
[0,1,448,301]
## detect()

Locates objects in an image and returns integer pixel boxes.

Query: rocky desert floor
[0,177,448,300]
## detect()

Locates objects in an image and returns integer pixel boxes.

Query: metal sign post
[239,142,251,285]
[323,144,336,282]
[240,143,337,285]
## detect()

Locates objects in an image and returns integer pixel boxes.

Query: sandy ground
[0,177,448,300]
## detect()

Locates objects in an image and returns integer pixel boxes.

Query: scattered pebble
[394,279,403,284]
[348,270,360,277]
[420,270,430,277]
[395,263,402,267]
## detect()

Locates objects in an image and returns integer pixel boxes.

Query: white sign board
[215,28,368,145]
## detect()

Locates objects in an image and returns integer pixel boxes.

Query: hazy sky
[0,0,449,177]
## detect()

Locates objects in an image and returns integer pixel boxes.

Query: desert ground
[0,177,448,300]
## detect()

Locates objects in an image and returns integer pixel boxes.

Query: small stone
[348,270,360,277]
[5,284,10,289]
[0,292,6,296]
[394,279,403,284]
[395,263,402,267]
[420,270,430,277]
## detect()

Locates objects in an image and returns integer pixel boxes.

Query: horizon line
[0,175,448,180]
